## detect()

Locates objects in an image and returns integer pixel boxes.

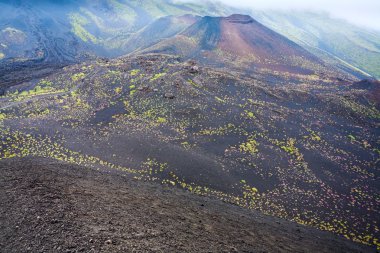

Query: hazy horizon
[175,0,380,31]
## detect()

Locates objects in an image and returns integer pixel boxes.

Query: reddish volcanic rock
[141,14,336,76]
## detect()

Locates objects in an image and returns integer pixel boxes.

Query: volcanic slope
[120,15,200,54]
[0,157,374,252]
[139,14,349,78]
[0,0,232,63]
[0,0,231,91]
[0,54,379,250]
[251,10,380,79]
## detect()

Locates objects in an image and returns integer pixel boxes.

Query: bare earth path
[0,158,375,253]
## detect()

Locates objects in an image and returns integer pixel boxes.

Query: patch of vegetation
[69,13,98,43]
[198,123,236,136]
[272,138,304,162]
[0,128,140,174]
[156,117,167,124]
[180,141,192,150]
[215,96,225,103]
[11,85,65,102]
[240,180,260,208]
[239,136,259,155]
[280,138,299,155]
[303,130,321,141]
[141,158,167,175]
[130,69,140,76]
[188,79,200,88]
[71,72,86,82]
[39,80,53,86]
[348,134,356,142]
[0,113,6,121]
[242,110,256,119]
[150,72,166,82]
[115,87,122,94]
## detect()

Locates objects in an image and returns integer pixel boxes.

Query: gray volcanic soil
[0,158,374,253]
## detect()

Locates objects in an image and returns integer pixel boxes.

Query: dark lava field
[0,54,379,250]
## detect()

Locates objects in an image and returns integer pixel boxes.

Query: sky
[186,0,380,30]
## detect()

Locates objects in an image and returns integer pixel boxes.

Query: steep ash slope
[0,158,374,253]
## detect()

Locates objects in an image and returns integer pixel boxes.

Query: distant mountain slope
[0,0,377,81]
[0,0,233,62]
[251,10,380,78]
[140,14,347,77]
[117,14,200,54]
[0,0,234,91]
